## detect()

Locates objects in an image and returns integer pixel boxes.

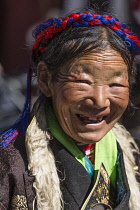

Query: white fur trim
[25,116,63,210]
[113,123,140,210]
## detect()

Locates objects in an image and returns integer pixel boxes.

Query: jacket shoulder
[0,133,27,174]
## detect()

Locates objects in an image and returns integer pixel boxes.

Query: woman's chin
[74,133,106,144]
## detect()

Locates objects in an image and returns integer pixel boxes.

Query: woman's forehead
[60,48,127,76]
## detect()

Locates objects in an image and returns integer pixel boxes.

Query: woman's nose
[85,85,110,109]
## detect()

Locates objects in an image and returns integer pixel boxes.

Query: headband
[32,12,140,56]
[1,12,140,148]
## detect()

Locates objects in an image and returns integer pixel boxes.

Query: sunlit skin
[38,46,129,144]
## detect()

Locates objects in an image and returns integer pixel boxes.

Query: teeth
[79,115,103,121]
[88,117,97,121]
[89,117,103,121]
[78,114,104,123]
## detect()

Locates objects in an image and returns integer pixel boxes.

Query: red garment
[76,143,95,165]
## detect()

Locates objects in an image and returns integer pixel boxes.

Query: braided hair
[32,12,140,57]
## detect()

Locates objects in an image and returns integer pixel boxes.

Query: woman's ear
[37,61,52,97]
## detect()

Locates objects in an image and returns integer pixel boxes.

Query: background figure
[0,0,64,132]
[0,65,26,133]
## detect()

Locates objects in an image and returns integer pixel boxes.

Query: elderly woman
[0,12,140,210]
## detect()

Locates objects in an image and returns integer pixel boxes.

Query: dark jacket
[0,132,139,210]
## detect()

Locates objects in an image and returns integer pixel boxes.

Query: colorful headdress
[1,12,140,148]
[32,12,140,57]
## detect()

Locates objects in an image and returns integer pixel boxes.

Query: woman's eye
[76,80,89,84]
[109,83,124,87]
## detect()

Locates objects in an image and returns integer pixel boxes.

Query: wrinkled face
[39,47,129,143]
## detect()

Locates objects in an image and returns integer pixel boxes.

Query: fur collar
[113,123,140,209]
[25,105,140,209]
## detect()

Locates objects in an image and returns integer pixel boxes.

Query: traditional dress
[0,103,140,210]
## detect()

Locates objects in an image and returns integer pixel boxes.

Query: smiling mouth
[77,114,106,124]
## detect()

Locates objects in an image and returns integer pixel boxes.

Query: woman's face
[39,47,129,143]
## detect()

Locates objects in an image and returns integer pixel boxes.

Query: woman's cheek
[59,87,86,103]
[111,88,129,108]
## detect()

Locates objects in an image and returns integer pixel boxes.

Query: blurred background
[0,0,140,146]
